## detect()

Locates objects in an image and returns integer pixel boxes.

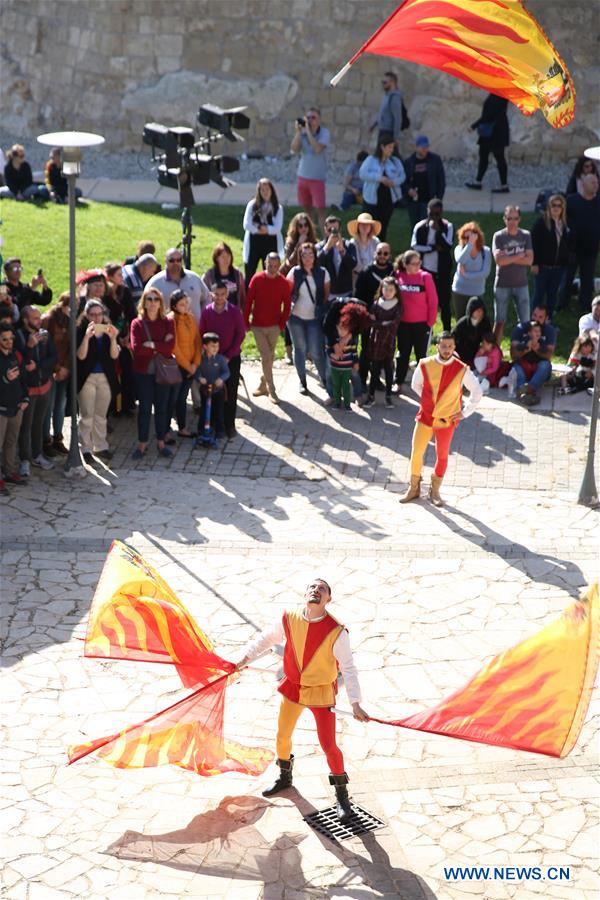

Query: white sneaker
[32,454,54,470]
[480,377,490,395]
[498,376,509,389]
[19,460,30,477]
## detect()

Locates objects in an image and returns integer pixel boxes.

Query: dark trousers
[199,389,225,436]
[533,266,564,319]
[559,254,598,312]
[19,389,52,461]
[364,186,394,241]
[406,199,428,230]
[429,269,452,330]
[119,347,136,412]
[171,370,193,430]
[395,321,430,386]
[224,355,241,432]
[133,372,173,443]
[369,358,394,396]
[476,144,508,185]
[245,234,278,286]
[43,378,68,442]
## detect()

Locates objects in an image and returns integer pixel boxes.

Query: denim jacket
[359,155,406,205]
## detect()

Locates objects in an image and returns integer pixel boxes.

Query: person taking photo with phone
[76,299,119,463]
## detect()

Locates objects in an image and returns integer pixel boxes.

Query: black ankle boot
[262,755,294,796]
[329,772,353,824]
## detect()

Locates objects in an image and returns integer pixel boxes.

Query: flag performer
[236,577,369,824]
[400,331,482,506]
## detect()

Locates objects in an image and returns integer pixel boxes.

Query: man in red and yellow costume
[400,331,482,506]
[237,578,368,823]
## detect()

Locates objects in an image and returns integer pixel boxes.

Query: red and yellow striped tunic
[416,356,467,429]
[279,608,345,708]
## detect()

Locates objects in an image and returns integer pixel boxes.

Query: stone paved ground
[1,363,598,900]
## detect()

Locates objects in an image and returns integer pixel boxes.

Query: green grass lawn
[0,198,585,362]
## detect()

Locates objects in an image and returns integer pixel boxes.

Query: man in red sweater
[245,252,292,404]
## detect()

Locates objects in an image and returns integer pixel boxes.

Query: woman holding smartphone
[76,299,119,463]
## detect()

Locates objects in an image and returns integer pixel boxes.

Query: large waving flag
[332,0,575,129]
[372,584,598,757]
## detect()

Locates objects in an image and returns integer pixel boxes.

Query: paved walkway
[1,364,598,899]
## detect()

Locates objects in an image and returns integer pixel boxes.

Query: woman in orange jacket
[168,289,201,437]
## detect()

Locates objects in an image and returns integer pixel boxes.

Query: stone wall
[1,0,598,164]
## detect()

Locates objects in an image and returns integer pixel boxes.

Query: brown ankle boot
[429,475,444,506]
[399,475,421,503]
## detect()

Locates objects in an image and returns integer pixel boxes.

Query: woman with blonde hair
[531,194,572,319]
[0,144,49,201]
[130,288,177,459]
[347,212,382,275]
[451,221,492,320]
[76,300,119,463]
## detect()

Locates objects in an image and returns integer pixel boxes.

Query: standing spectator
[326,303,369,410]
[146,249,210,324]
[122,253,159,307]
[355,243,394,308]
[410,198,454,330]
[566,156,599,196]
[315,216,357,299]
[280,215,318,365]
[2,258,52,313]
[336,150,368,211]
[562,174,600,312]
[103,262,137,416]
[245,253,292,404]
[44,147,81,203]
[364,277,403,408]
[531,194,572,320]
[466,93,510,193]
[579,296,600,337]
[202,242,246,309]
[359,133,406,241]
[492,206,533,342]
[452,297,492,367]
[286,243,330,395]
[452,222,492,321]
[347,212,381,276]
[15,306,57,475]
[242,178,284,285]
[510,306,556,406]
[0,322,29,490]
[322,297,369,405]
[372,71,406,154]
[0,145,49,201]
[124,240,156,267]
[0,283,19,325]
[199,283,246,440]
[130,288,177,460]
[403,136,446,228]
[291,107,330,236]
[394,251,438,392]
[41,292,71,456]
[168,289,201,437]
[76,300,119,462]
[194,334,229,440]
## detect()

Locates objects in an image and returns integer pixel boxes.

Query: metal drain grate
[303,805,386,842]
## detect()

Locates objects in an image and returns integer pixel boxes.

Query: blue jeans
[0,184,49,201]
[340,189,359,211]
[406,199,428,229]
[559,254,598,312]
[287,315,329,387]
[513,359,552,392]
[494,285,530,325]
[133,372,174,442]
[532,267,564,319]
[43,378,68,442]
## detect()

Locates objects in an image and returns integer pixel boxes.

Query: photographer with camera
[315,216,357,300]
[2,257,52,315]
[291,107,330,238]
[15,306,57,475]
[76,300,119,463]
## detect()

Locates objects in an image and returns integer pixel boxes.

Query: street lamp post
[37,131,104,477]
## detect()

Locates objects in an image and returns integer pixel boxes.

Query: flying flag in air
[371,584,598,757]
[331,0,575,129]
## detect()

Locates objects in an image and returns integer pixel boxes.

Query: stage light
[198,104,250,141]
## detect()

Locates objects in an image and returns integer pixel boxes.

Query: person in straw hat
[347,212,382,276]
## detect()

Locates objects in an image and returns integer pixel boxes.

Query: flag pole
[329,1,406,87]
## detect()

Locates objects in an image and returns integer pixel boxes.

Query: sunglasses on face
[376,252,390,257]
[550,203,563,208]
[146,297,161,303]
[505,216,519,221]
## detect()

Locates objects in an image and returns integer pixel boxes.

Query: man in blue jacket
[403,136,446,228]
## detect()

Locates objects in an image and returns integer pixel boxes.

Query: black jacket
[355,262,394,308]
[402,151,446,202]
[531,217,573,267]
[452,297,492,366]
[3,280,53,312]
[472,94,509,149]
[14,327,57,389]
[412,218,453,279]
[315,240,356,296]
[76,325,119,395]
[0,348,29,417]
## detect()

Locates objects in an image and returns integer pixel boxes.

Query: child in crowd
[336,150,368,211]
[365,276,403,408]
[194,333,230,438]
[559,332,597,394]
[327,302,370,410]
[473,331,503,394]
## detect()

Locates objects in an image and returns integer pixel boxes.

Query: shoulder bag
[142,319,181,386]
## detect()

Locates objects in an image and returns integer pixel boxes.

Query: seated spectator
[364,277,403,408]
[347,212,381,276]
[0,282,19,325]
[562,174,600,312]
[242,178,284,285]
[202,242,246,309]
[41,292,71,456]
[315,216,356,299]
[104,262,137,416]
[0,144,49,201]
[0,322,29,491]
[531,194,572,320]
[245,252,291,404]
[566,156,599,196]
[473,332,503,393]
[559,332,597,395]
[452,296,492,367]
[2,258,52,313]
[194,333,230,440]
[411,198,454,330]
[336,150,368,211]
[199,282,246,440]
[76,300,119,463]
[579,296,600,337]
[146,249,210,324]
[122,253,160,306]
[286,242,330,395]
[168,289,201,437]
[403,135,446,229]
[451,222,492,321]
[44,147,82,203]
[510,306,556,406]
[15,305,57,475]
[124,240,156,267]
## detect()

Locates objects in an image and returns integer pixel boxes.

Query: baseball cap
[415,135,429,148]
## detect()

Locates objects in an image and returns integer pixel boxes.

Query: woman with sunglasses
[130,289,177,460]
[0,145,49,201]
[531,194,573,320]
[242,178,283,286]
[394,250,438,392]
[286,242,330,395]
[280,214,318,364]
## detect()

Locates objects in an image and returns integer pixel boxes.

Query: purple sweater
[199,302,246,361]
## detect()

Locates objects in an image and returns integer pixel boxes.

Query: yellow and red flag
[84,540,233,688]
[333,0,575,129]
[373,584,598,756]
